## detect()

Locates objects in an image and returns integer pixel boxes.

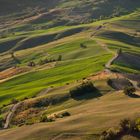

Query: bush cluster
[40,115,54,123]
[54,111,71,118]
[0,116,4,128]
[100,118,140,140]
[40,111,70,123]
[34,99,49,108]
[80,43,87,48]
[70,81,97,98]
[27,61,36,67]
[11,98,18,104]
[28,55,62,67]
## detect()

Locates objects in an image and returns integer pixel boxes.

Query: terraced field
[0,1,140,140]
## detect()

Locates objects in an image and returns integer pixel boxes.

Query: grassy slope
[0,41,112,106]
[94,10,140,73]
[0,3,139,140]
[1,0,140,31]
[0,92,139,140]
[0,10,140,71]
[0,10,140,106]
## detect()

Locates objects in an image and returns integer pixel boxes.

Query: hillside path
[37,88,52,97]
[90,24,118,71]
[4,102,22,129]
[105,53,119,69]
[96,40,114,54]
[95,40,118,72]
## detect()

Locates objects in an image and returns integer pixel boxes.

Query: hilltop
[0,0,140,33]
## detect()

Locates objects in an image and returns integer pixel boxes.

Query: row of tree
[28,55,62,67]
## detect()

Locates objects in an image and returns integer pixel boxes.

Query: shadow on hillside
[107,78,133,91]
[122,133,140,140]
[117,132,140,140]
[71,89,102,101]
[100,31,140,48]
[128,93,140,98]
[14,27,86,51]
[131,133,140,139]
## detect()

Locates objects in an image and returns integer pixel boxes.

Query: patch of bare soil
[0,66,30,80]
[87,71,123,81]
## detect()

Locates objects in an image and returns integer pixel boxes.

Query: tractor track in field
[51,132,100,140]
[37,88,52,97]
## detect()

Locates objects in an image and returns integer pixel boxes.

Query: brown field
[0,91,139,140]
[0,67,29,80]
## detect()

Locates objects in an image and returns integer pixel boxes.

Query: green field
[0,1,140,140]
[0,8,140,106]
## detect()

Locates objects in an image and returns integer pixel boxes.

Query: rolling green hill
[0,1,140,140]
[0,0,140,34]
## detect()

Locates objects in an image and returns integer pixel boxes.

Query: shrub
[2,104,6,107]
[100,129,116,140]
[80,43,87,48]
[38,59,45,65]
[40,115,48,122]
[135,118,140,131]
[38,58,49,65]
[11,98,18,104]
[61,111,71,117]
[25,119,35,125]
[70,81,97,98]
[40,115,54,122]
[123,86,136,96]
[0,116,4,128]
[28,61,36,67]
[57,55,62,61]
[34,99,49,108]
[107,79,113,86]
[23,97,29,100]
[54,114,63,118]
[138,83,140,88]
[100,118,140,140]
[119,119,131,132]
[52,111,70,119]
[32,95,37,98]
[119,118,139,134]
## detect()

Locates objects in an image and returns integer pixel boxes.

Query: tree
[80,43,87,48]
[58,55,62,61]
[0,116,4,128]
[117,48,122,55]
[10,51,20,64]
[70,81,97,98]
[38,60,45,65]
[28,61,36,67]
